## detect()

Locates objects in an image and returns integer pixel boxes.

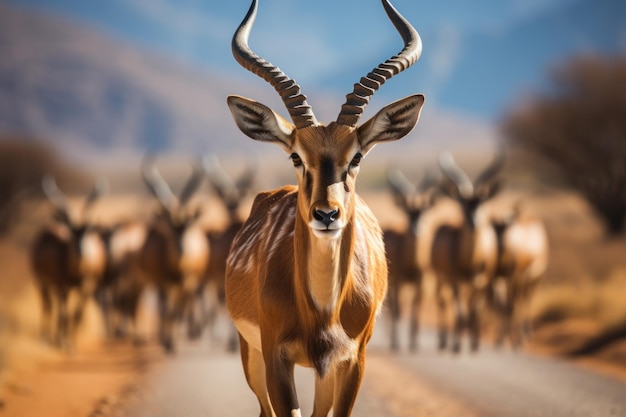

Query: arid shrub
[502,55,626,236]
[0,137,59,235]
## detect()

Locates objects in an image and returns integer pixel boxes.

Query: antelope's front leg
[409,278,423,352]
[435,280,448,351]
[332,354,365,417]
[387,280,401,352]
[264,349,300,417]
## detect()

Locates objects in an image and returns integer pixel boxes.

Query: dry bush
[0,138,58,234]
[502,54,626,236]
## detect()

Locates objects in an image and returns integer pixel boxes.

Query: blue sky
[10,0,625,122]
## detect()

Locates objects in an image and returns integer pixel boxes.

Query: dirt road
[97,323,626,417]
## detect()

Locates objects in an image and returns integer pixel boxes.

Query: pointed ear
[227,95,295,152]
[357,94,425,155]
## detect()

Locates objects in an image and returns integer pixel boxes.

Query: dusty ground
[1,187,626,417]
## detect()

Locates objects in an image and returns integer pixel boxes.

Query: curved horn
[386,168,415,208]
[84,176,109,212]
[141,156,176,209]
[438,152,474,198]
[179,161,205,206]
[232,0,318,129]
[337,0,422,127]
[475,150,506,188]
[203,155,236,201]
[418,166,440,192]
[42,175,69,213]
[387,168,415,197]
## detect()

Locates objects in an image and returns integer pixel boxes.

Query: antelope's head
[491,200,522,238]
[227,0,425,239]
[438,151,505,228]
[42,174,108,253]
[203,155,255,222]
[142,157,205,248]
[387,168,438,233]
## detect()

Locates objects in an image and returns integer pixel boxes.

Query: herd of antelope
[30,155,254,353]
[27,0,549,415]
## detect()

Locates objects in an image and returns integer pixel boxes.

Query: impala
[31,175,108,350]
[490,202,549,348]
[137,157,210,352]
[203,155,255,350]
[224,0,425,415]
[95,219,148,342]
[429,151,502,353]
[383,168,437,352]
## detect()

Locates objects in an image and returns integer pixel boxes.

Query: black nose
[314,208,339,227]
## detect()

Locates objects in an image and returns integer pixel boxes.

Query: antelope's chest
[286,324,359,376]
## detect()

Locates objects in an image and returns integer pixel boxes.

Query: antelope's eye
[290,153,303,167]
[350,152,363,168]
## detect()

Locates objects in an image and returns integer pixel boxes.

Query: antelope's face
[406,193,435,227]
[228,94,425,241]
[290,125,364,238]
[459,196,482,227]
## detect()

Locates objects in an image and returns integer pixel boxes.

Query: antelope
[95,219,148,342]
[203,155,255,350]
[224,1,425,416]
[137,157,210,352]
[489,202,549,348]
[383,168,437,352]
[429,151,502,353]
[30,175,108,350]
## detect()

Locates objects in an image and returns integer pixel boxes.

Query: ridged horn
[141,156,176,209]
[42,175,67,211]
[232,0,318,129]
[475,150,506,188]
[438,152,474,198]
[337,0,422,127]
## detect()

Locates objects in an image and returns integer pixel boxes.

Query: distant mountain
[0,3,287,167]
[0,3,500,176]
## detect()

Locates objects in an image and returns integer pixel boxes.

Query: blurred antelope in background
[203,155,255,350]
[136,157,210,353]
[95,219,148,343]
[383,168,437,352]
[30,175,108,350]
[224,0,424,415]
[429,151,503,353]
[489,201,549,348]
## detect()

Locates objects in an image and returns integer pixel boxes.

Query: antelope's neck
[297,221,353,314]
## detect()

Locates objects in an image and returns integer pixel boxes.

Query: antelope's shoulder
[355,196,383,237]
[248,185,298,216]
[228,186,297,265]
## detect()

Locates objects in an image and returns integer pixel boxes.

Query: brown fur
[94,221,148,342]
[30,177,107,351]
[136,158,210,353]
[202,158,255,350]
[429,151,502,353]
[225,0,424,414]
[383,173,436,352]
[430,219,497,352]
[490,208,549,348]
